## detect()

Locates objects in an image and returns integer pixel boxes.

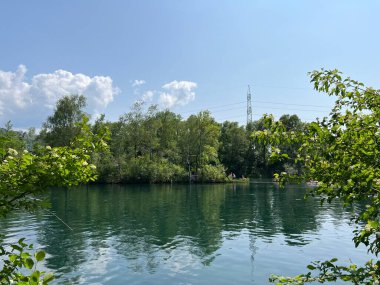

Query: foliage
[39,95,87,146]
[264,69,380,284]
[199,164,226,182]
[33,95,307,183]
[26,93,310,185]
[0,238,53,285]
[180,111,226,182]
[0,116,108,217]
[0,121,26,160]
[90,104,230,183]
[219,121,249,177]
[124,156,187,183]
[250,114,292,177]
[0,115,109,285]
[269,258,380,285]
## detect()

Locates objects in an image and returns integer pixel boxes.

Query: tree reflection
[32,183,352,277]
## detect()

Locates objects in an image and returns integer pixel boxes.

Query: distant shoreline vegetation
[89,177,251,185]
[3,69,379,284]
[1,95,305,184]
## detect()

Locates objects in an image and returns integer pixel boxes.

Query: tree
[0,121,26,160]
[0,116,108,284]
[154,110,182,163]
[219,121,249,177]
[98,103,187,183]
[279,114,304,132]
[278,114,305,175]
[249,115,280,178]
[39,95,87,146]
[90,114,118,183]
[264,69,380,284]
[180,111,225,182]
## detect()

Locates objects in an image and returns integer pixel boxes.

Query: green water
[0,183,370,284]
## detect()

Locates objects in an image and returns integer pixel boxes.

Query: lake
[0,182,371,284]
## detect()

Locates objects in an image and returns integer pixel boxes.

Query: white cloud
[132,79,146,87]
[141,90,155,102]
[0,65,119,127]
[0,65,31,116]
[159,80,197,108]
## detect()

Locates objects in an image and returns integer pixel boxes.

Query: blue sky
[1,1,379,128]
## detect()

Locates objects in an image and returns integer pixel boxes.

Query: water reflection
[0,183,360,284]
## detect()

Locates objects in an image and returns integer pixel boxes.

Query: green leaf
[307,265,316,270]
[18,238,27,247]
[9,253,17,262]
[11,244,23,252]
[30,270,41,282]
[24,257,34,269]
[42,272,55,284]
[35,250,46,262]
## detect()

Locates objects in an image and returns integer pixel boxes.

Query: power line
[181,101,245,115]
[254,84,311,90]
[180,99,331,116]
[254,100,331,109]
[213,113,324,124]
[253,105,329,113]
[206,105,246,114]
[180,102,329,118]
[199,83,315,94]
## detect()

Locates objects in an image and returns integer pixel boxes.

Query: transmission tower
[247,85,252,125]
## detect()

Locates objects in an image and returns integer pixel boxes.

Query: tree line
[1,68,379,283]
[1,95,307,184]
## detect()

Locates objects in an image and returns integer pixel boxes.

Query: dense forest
[0,95,306,184]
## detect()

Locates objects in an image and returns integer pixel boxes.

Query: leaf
[35,250,46,262]
[30,270,41,282]
[307,265,316,270]
[42,272,55,284]
[11,244,23,252]
[9,253,17,262]
[18,238,27,247]
[24,257,34,269]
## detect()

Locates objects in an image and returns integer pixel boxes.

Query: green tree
[154,110,182,163]
[278,114,305,175]
[120,101,147,159]
[265,69,380,284]
[0,121,25,160]
[244,121,258,177]
[180,111,225,182]
[99,103,186,183]
[39,95,87,146]
[0,116,108,284]
[249,115,277,178]
[90,114,118,183]
[279,114,304,132]
[219,121,249,177]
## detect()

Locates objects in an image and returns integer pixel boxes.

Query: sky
[1,0,379,129]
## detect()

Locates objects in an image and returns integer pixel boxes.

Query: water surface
[0,183,370,284]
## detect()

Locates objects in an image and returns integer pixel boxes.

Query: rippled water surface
[0,183,371,284]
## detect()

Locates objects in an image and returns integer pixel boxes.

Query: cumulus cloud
[0,65,119,127]
[141,90,155,102]
[131,79,146,87]
[159,80,197,108]
[0,65,31,116]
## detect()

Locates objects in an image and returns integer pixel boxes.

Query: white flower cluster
[7,148,18,156]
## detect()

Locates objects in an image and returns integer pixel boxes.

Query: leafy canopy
[0,115,109,285]
[265,69,380,284]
